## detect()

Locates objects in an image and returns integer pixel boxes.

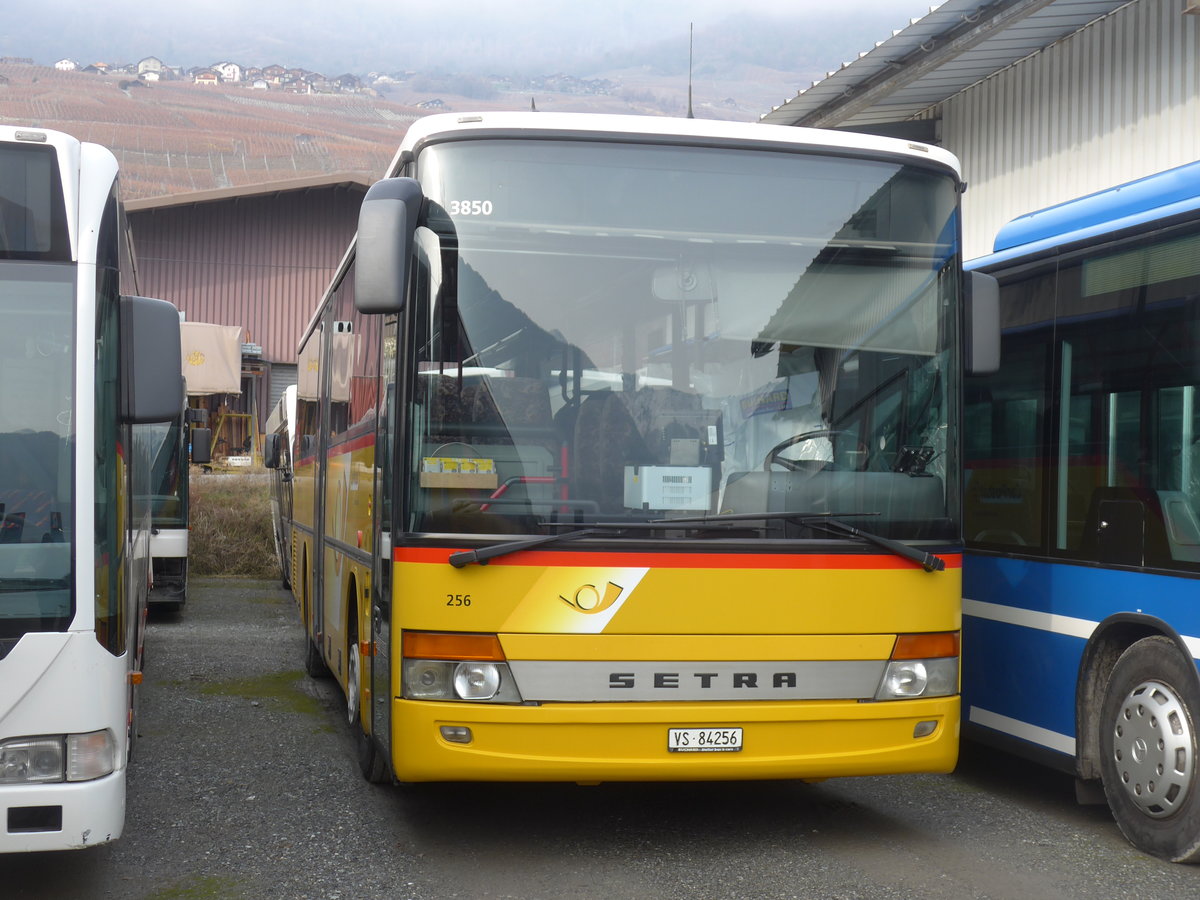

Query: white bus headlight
[0,736,65,784]
[875,658,958,700]
[454,662,502,700]
[405,660,456,700]
[66,730,116,782]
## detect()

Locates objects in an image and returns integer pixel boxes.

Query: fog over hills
[2,0,933,96]
[0,1,937,199]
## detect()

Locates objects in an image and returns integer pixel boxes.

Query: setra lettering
[609,670,799,689]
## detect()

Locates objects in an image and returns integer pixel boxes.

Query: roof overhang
[125,172,373,212]
[760,0,1135,130]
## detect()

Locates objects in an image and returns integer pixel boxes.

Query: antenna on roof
[530,96,537,112]
[687,22,694,119]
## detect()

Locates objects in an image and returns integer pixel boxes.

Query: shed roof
[760,0,1134,128]
[125,172,372,212]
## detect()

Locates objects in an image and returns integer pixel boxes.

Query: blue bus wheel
[1100,635,1200,863]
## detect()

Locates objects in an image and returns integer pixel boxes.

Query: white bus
[0,127,184,852]
[264,384,297,588]
[138,403,211,613]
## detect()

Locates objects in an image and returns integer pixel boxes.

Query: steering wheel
[763,429,870,472]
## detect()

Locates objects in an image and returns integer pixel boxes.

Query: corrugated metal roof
[760,0,1135,128]
[125,172,373,211]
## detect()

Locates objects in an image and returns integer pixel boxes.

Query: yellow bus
[277,112,998,784]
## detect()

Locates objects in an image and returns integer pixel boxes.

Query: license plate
[667,727,743,752]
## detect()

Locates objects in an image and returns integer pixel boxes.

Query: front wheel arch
[1076,614,1196,781]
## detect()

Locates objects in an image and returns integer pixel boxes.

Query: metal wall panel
[128,184,364,363]
[939,0,1200,259]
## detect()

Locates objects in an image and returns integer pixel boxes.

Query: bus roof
[973,160,1200,270]
[385,111,962,180]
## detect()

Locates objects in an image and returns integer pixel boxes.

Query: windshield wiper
[654,511,945,573]
[448,522,651,568]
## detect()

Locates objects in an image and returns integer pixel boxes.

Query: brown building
[127,174,370,460]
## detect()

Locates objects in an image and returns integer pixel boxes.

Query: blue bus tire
[1100,635,1200,863]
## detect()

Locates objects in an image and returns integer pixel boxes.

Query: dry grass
[189,471,278,578]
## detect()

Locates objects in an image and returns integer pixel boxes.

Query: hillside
[0,64,412,199]
[0,62,795,201]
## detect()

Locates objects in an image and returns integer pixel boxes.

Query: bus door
[369,317,400,762]
[310,317,330,651]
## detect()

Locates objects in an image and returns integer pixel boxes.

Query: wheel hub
[346,647,360,725]
[1112,680,1195,817]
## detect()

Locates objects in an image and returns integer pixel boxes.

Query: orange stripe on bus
[393,547,962,570]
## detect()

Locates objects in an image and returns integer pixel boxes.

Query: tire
[276,530,291,590]
[301,562,329,678]
[303,634,329,678]
[347,611,389,784]
[1099,635,1200,863]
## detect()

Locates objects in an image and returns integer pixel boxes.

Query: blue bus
[964,161,1200,863]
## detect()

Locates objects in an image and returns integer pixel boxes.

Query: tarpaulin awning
[181,322,243,395]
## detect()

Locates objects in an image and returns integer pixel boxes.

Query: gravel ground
[3,577,1200,899]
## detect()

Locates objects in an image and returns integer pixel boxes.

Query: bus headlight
[401,631,523,703]
[454,662,502,700]
[0,736,65,784]
[873,632,959,701]
[0,730,117,784]
[402,659,522,702]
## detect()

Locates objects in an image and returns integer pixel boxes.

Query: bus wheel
[1099,635,1200,862]
[303,634,329,678]
[347,614,389,784]
[301,563,328,678]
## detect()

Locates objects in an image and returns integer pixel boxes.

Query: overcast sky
[2,0,940,75]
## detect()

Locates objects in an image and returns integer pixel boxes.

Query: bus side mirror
[190,427,212,465]
[186,406,209,426]
[355,177,423,314]
[263,432,281,469]
[120,295,185,424]
[965,271,1000,375]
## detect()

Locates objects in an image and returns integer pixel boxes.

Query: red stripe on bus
[393,547,962,570]
[327,430,375,455]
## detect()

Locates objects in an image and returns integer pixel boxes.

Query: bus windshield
[407,139,961,541]
[0,262,74,637]
[136,419,186,528]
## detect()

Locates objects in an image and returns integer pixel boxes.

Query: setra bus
[964,161,1200,862]
[0,126,184,851]
[278,112,998,785]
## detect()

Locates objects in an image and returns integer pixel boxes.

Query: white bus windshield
[0,263,74,635]
[408,139,961,541]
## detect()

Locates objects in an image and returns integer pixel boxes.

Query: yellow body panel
[396,555,961,636]
[393,696,959,782]
[388,554,961,782]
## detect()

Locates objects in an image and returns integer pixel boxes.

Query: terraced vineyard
[0,65,414,199]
